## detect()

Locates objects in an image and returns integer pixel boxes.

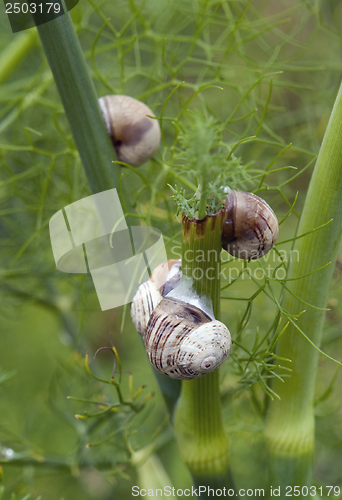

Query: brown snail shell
[144,297,231,380]
[130,259,231,380]
[130,280,163,336]
[98,95,161,167]
[222,190,279,260]
[130,259,181,336]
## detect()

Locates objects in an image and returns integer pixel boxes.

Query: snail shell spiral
[144,297,231,380]
[130,259,231,379]
[222,190,279,260]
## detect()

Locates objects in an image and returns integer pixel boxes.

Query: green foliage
[168,114,254,219]
[1,0,342,497]
[0,486,43,500]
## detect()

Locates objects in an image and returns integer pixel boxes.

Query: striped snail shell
[98,95,161,167]
[145,297,231,380]
[222,190,279,260]
[130,259,181,336]
[131,259,231,380]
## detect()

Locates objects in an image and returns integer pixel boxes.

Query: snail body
[130,259,231,380]
[99,95,161,167]
[150,258,182,296]
[222,190,279,260]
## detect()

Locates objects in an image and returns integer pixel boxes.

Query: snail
[222,190,279,260]
[130,260,231,380]
[145,297,231,380]
[130,259,182,335]
[98,95,161,167]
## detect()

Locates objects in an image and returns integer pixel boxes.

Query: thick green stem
[34,9,119,193]
[265,81,342,493]
[174,211,232,496]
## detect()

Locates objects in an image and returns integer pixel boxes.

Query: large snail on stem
[131,260,232,380]
[99,95,161,167]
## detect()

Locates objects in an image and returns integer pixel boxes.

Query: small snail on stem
[222,189,279,260]
[131,260,231,380]
[99,95,161,167]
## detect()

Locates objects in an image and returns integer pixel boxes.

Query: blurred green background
[0,0,342,498]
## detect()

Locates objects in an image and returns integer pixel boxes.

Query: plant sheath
[265,81,342,491]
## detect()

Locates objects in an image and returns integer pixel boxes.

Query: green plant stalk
[174,211,231,496]
[32,11,181,411]
[34,10,119,193]
[265,81,342,491]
